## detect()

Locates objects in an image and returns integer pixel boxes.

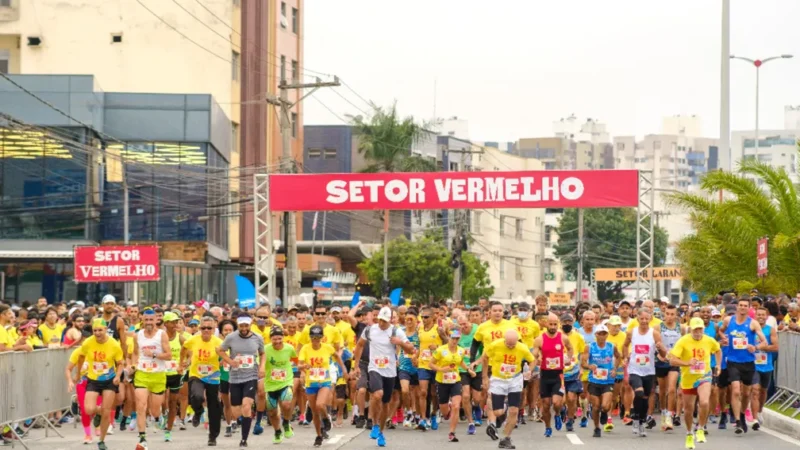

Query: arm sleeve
[470,338,482,361]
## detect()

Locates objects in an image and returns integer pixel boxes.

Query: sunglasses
[314,312,327,316]
[200,326,214,331]
[256,316,269,320]
[420,316,431,319]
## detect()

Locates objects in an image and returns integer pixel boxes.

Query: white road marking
[762,427,800,447]
[566,433,584,445]
[325,434,344,445]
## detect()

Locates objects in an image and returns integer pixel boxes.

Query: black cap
[517,302,531,311]
[269,326,284,337]
[510,302,519,309]
[309,325,324,338]
[560,313,574,323]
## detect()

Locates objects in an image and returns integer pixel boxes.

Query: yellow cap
[607,315,622,326]
[689,317,705,330]
[92,318,108,329]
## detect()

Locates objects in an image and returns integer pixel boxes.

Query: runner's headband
[237,316,253,325]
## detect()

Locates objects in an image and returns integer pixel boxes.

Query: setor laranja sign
[269,170,639,211]
[74,244,161,283]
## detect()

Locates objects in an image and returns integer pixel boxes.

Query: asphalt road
[10,415,800,450]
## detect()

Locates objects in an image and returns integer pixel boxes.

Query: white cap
[594,324,609,334]
[102,294,116,304]
[68,307,78,317]
[74,301,85,308]
[711,308,721,317]
[660,296,670,303]
[377,307,392,322]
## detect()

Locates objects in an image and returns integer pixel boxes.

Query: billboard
[74,245,160,283]
[594,267,683,282]
[269,170,639,211]
[549,292,571,306]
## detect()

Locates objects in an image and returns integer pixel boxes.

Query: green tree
[461,252,494,304]
[668,152,800,295]
[358,235,493,303]
[554,208,668,300]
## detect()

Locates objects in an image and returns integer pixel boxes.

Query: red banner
[757,238,768,277]
[269,170,639,211]
[74,245,161,283]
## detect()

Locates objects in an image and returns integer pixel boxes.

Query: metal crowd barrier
[0,348,71,448]
[766,331,800,418]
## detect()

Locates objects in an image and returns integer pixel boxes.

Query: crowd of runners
[0,290,798,449]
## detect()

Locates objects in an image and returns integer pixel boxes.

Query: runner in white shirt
[131,309,171,450]
[622,308,667,438]
[352,307,416,448]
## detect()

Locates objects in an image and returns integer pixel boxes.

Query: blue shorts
[305,382,332,396]
[417,368,436,381]
[564,379,583,394]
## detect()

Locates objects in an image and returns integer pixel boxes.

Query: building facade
[0,74,235,304]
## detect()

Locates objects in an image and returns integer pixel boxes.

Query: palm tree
[349,102,437,294]
[668,149,800,296]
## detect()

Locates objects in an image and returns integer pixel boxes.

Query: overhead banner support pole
[254,173,274,306]
[635,170,654,302]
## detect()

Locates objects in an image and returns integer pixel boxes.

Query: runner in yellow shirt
[416,305,448,429]
[75,318,124,450]
[511,302,540,425]
[430,328,474,442]
[668,318,722,449]
[180,317,224,445]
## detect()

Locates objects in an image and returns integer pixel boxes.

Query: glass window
[231,51,240,81]
[308,148,321,158]
[291,60,298,82]
[292,7,298,33]
[280,2,287,27]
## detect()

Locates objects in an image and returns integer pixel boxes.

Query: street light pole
[731,54,793,159]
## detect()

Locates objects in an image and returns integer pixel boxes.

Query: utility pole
[445,145,482,302]
[382,210,390,297]
[270,77,340,306]
[576,209,585,303]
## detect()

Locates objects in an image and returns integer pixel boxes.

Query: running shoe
[674,415,682,427]
[498,437,515,449]
[646,416,657,429]
[239,440,247,447]
[97,442,108,450]
[273,430,283,444]
[164,431,172,442]
[93,414,102,428]
[580,417,588,428]
[178,419,186,431]
[604,419,614,432]
[207,438,216,446]
[448,432,458,442]
[486,423,499,441]
[370,425,380,440]
[225,426,232,438]
[593,428,601,438]
[313,436,323,447]
[566,419,574,432]
[685,434,695,449]
[696,429,706,443]
[283,423,294,438]
[377,432,386,447]
[639,422,647,437]
[665,415,674,431]
[745,409,754,423]
[83,435,93,445]
[554,414,563,431]
[467,424,476,435]
[544,427,552,437]
[253,422,264,436]
[431,415,439,431]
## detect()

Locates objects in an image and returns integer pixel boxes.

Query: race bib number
[197,364,213,376]
[48,342,61,349]
[271,369,288,381]
[689,361,706,375]
[634,344,650,354]
[420,350,432,361]
[545,357,560,370]
[138,360,159,372]
[373,357,390,369]
[309,367,327,382]
[732,338,747,350]
[81,362,89,373]
[499,363,516,377]
[635,355,650,366]
[594,368,608,380]
[236,355,255,369]
[165,361,179,372]
[755,352,768,365]
[222,363,230,371]
[93,362,109,374]
[442,371,459,384]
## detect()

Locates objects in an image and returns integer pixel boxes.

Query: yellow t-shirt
[298,343,337,387]
[564,331,585,379]
[432,344,466,384]
[485,340,534,379]
[183,334,223,383]
[511,317,541,349]
[0,326,12,348]
[79,336,123,382]
[254,318,284,341]
[335,320,356,352]
[27,335,44,348]
[417,324,443,370]
[670,334,720,389]
[628,317,663,330]
[606,331,627,376]
[474,319,514,345]
[38,323,65,347]
[69,348,89,378]
[298,324,343,348]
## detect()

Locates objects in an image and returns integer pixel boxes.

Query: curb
[763,409,800,441]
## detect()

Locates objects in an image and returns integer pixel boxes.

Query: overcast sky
[303,0,800,142]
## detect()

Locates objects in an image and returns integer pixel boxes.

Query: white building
[468,146,545,302]
[730,130,798,184]
[553,114,610,144]
[437,116,470,140]
[662,115,702,138]
[784,105,800,130]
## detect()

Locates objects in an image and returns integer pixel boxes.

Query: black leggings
[629,374,654,423]
[189,378,222,440]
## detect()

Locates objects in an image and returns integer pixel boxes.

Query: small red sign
[757,238,768,277]
[74,245,160,283]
